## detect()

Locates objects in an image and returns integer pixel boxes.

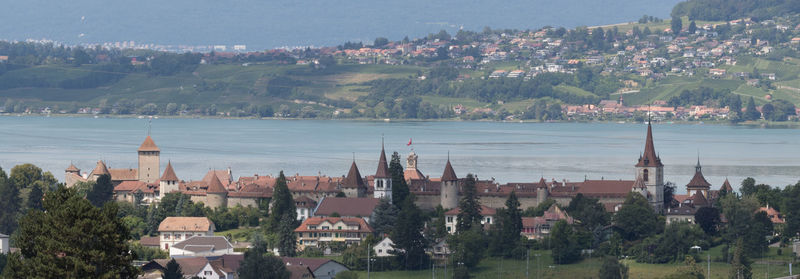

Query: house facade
[294,217,373,250]
[158,217,215,251]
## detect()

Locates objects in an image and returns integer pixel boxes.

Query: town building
[313,197,380,222]
[294,217,374,250]
[444,205,497,234]
[158,217,215,251]
[295,196,318,221]
[373,237,400,257]
[521,204,574,239]
[282,257,350,279]
[168,236,235,257]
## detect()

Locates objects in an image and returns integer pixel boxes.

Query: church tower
[635,122,664,211]
[440,157,459,209]
[374,144,392,202]
[341,160,367,197]
[138,136,160,184]
[686,158,711,198]
[159,161,179,199]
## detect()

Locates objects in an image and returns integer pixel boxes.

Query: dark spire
[343,161,366,189]
[636,122,663,167]
[375,142,390,178]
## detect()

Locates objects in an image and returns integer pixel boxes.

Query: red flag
[407,138,412,146]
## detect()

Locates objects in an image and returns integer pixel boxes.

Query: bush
[335,271,359,279]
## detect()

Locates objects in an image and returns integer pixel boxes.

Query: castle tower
[206,171,228,209]
[686,158,711,198]
[404,151,426,181]
[374,144,392,202]
[440,158,459,209]
[138,136,161,184]
[65,164,81,187]
[159,161,179,199]
[90,160,110,181]
[407,151,418,170]
[341,160,367,197]
[535,177,549,204]
[635,122,664,211]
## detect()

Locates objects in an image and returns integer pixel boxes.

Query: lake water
[2,0,682,49]
[0,117,798,193]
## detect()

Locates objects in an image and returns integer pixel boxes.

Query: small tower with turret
[536,177,549,204]
[686,158,711,198]
[159,161,179,199]
[138,136,161,184]
[374,143,392,202]
[440,157,459,209]
[342,160,367,198]
[90,160,110,181]
[206,171,228,209]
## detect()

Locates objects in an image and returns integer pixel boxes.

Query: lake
[2,0,682,49]
[0,116,798,193]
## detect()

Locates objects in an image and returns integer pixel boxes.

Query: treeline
[672,0,800,21]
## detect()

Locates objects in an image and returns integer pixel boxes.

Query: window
[204,271,212,275]
[163,234,170,240]
[643,169,649,182]
[446,217,453,223]
[337,226,342,230]
[175,234,181,240]
[447,226,451,232]
[322,226,329,230]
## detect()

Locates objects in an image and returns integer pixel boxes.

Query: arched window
[643,169,649,182]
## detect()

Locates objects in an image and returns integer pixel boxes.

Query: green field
[352,247,795,279]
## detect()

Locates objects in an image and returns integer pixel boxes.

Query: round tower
[440,158,459,209]
[535,177,549,204]
[206,171,228,209]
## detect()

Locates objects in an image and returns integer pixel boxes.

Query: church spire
[636,122,663,167]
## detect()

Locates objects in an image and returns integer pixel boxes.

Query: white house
[0,233,8,254]
[168,236,235,257]
[444,205,497,234]
[283,257,349,279]
[158,217,215,251]
[373,237,401,257]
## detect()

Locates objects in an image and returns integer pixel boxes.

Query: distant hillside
[672,0,800,21]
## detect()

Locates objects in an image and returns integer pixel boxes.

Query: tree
[390,195,428,270]
[238,240,290,279]
[448,225,485,268]
[598,256,628,279]
[524,199,555,217]
[671,16,683,35]
[9,164,44,189]
[551,220,581,264]
[26,182,44,211]
[743,97,760,121]
[784,182,800,237]
[688,21,697,34]
[277,213,297,257]
[4,186,138,278]
[740,177,756,196]
[267,171,296,233]
[87,174,114,207]
[615,192,660,241]
[566,193,609,230]
[729,238,752,279]
[389,152,410,206]
[373,37,389,47]
[162,258,183,279]
[456,174,481,232]
[489,192,523,257]
[370,198,398,237]
[0,167,20,235]
[720,194,766,258]
[663,256,704,279]
[694,206,721,235]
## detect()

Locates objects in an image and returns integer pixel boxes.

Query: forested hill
[672,0,800,21]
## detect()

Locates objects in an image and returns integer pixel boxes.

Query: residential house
[373,237,401,257]
[295,196,318,221]
[295,217,374,250]
[158,217,215,251]
[283,257,350,279]
[0,233,7,254]
[142,256,237,279]
[520,204,574,239]
[169,236,235,257]
[444,205,496,234]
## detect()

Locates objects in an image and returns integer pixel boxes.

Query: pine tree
[744,96,760,121]
[598,256,628,279]
[0,167,21,235]
[671,16,683,35]
[87,174,114,207]
[389,152,410,206]
[238,240,291,279]
[729,238,752,279]
[370,198,398,236]
[456,174,481,233]
[277,213,297,257]
[390,194,428,270]
[5,186,138,278]
[267,171,296,233]
[688,20,697,34]
[26,182,44,211]
[162,258,183,279]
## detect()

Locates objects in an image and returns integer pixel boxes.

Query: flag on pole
[407,138,412,146]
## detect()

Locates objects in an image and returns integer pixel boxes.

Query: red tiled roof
[138,136,160,152]
[65,164,80,172]
[282,257,342,273]
[758,206,785,224]
[90,160,110,176]
[161,161,178,181]
[139,236,160,247]
[341,162,366,189]
[636,123,663,167]
[158,217,213,232]
[690,191,708,207]
[687,170,711,188]
[294,196,317,208]
[576,180,635,196]
[109,168,138,181]
[203,170,231,185]
[114,180,147,192]
[720,178,733,192]
[441,160,457,181]
[228,183,272,198]
[404,168,426,181]
[314,197,379,217]
[294,217,374,233]
[375,148,390,178]
[206,172,228,194]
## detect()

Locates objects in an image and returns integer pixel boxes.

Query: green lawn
[352,247,796,279]
[215,227,259,242]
